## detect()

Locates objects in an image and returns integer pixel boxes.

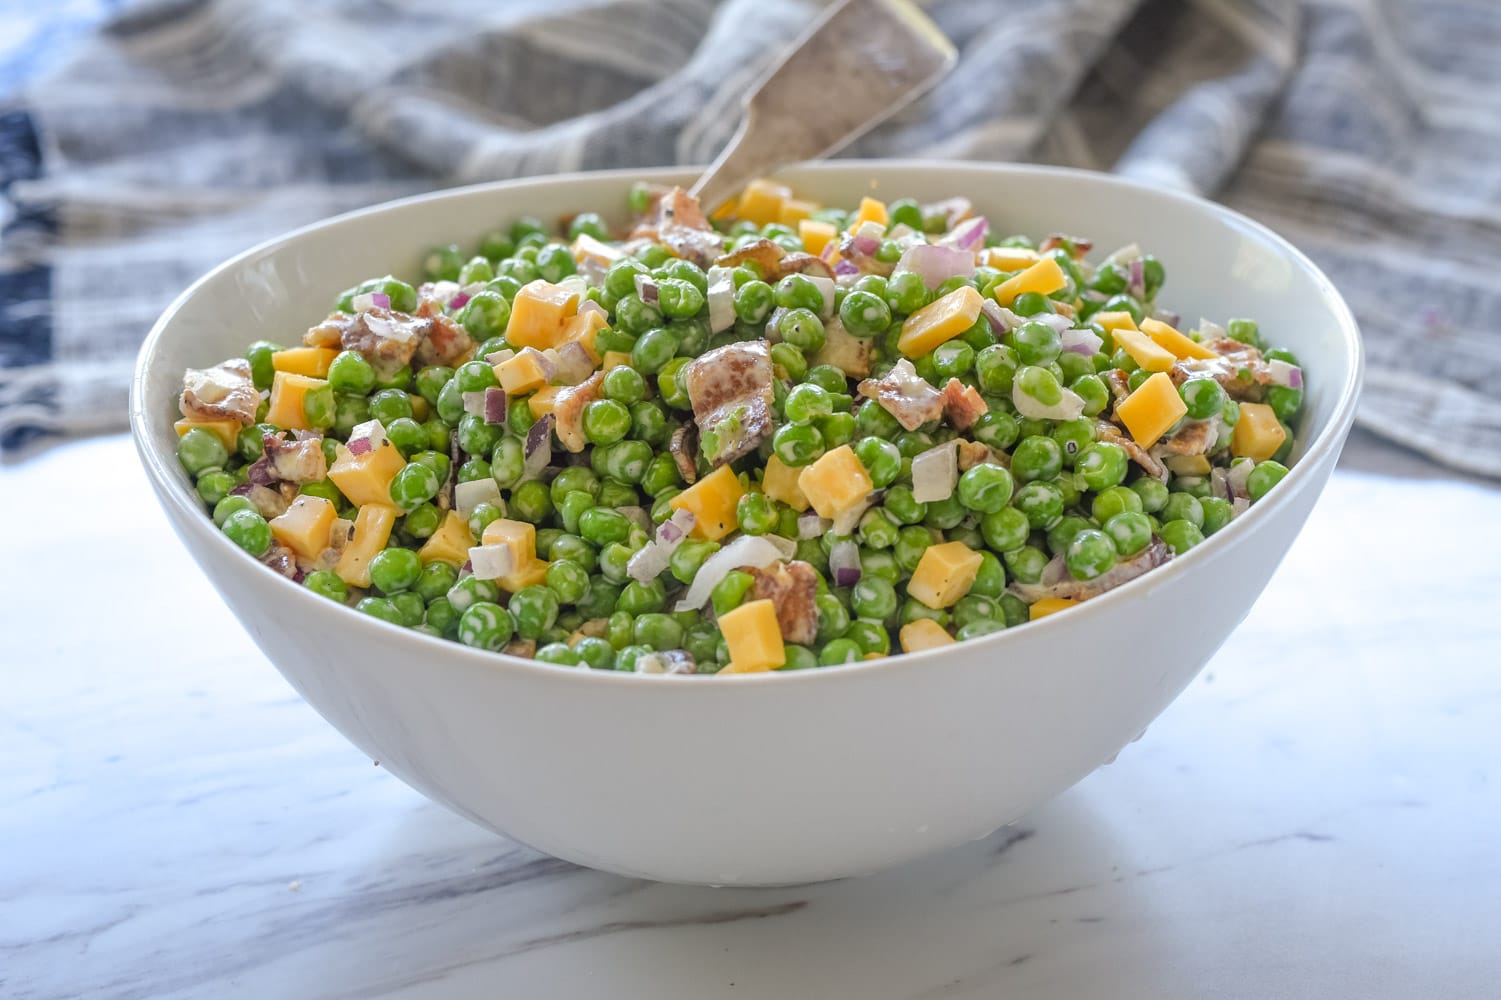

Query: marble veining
[3,431,1498,999]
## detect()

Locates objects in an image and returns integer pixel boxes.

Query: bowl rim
[131,160,1365,689]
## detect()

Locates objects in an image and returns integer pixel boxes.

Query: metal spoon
[689,0,957,215]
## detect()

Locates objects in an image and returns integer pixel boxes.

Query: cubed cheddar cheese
[269,495,336,560]
[669,465,744,541]
[736,179,792,226]
[1112,327,1177,373]
[571,232,623,269]
[507,280,579,350]
[981,246,1041,271]
[907,541,984,610]
[897,285,985,358]
[798,218,838,257]
[761,454,811,512]
[499,558,550,593]
[174,417,242,451]
[334,503,397,588]
[559,309,607,363]
[602,351,633,371]
[480,518,537,572]
[528,384,564,420]
[327,441,407,507]
[1163,454,1212,477]
[1092,311,1139,334]
[990,256,1066,306]
[265,371,328,431]
[1231,402,1287,461]
[418,510,475,566]
[899,618,956,653]
[847,196,888,233]
[1115,372,1187,449]
[717,599,785,673]
[797,445,873,522]
[271,346,339,378]
[1140,318,1217,360]
[1029,596,1078,620]
[778,198,818,227]
[495,348,552,394]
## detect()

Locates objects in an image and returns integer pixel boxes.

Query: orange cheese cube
[897,285,985,358]
[498,558,550,593]
[735,178,792,226]
[778,198,818,227]
[669,464,744,541]
[269,495,336,560]
[1141,318,1216,360]
[417,510,475,566]
[1163,454,1212,477]
[847,196,888,233]
[506,280,579,350]
[797,444,874,521]
[906,541,984,609]
[1093,311,1139,334]
[559,309,607,363]
[271,346,339,378]
[570,232,622,269]
[480,518,537,571]
[760,454,811,512]
[899,618,956,653]
[991,256,1066,306]
[798,218,838,257]
[1029,597,1078,620]
[981,246,1041,271]
[717,599,786,673]
[602,351,633,371]
[334,503,397,588]
[1231,402,1287,461]
[1115,372,1187,449]
[528,384,564,419]
[327,441,407,507]
[495,348,552,394]
[1112,327,1177,373]
[174,417,242,451]
[265,371,328,431]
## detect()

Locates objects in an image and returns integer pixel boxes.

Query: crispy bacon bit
[502,638,537,659]
[858,359,942,431]
[263,434,328,484]
[180,358,259,426]
[1169,338,1275,402]
[1010,539,1171,603]
[1039,233,1094,259]
[305,308,423,377]
[234,482,288,520]
[670,423,699,485]
[1095,420,1168,481]
[682,341,775,466]
[715,237,787,275]
[775,252,834,281]
[1103,368,1131,406]
[1155,418,1218,457]
[940,378,988,430]
[749,560,820,646]
[262,544,298,579]
[957,439,1008,471]
[632,186,724,268]
[809,317,873,378]
[412,301,475,368]
[552,371,606,453]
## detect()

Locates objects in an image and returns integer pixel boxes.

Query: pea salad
[174,179,1304,674]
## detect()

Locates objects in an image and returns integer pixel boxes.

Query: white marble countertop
[5,430,1498,999]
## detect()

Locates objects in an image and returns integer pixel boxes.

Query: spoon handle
[689,0,955,215]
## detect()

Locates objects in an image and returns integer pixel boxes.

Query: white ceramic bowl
[132,163,1362,885]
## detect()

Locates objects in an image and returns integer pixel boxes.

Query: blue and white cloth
[3,0,1499,475]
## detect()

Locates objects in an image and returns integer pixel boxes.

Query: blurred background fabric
[1,0,1498,474]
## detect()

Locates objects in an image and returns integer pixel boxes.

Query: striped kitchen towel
[2,0,1498,475]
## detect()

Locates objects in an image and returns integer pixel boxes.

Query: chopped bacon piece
[940,378,988,430]
[1103,368,1131,407]
[775,252,834,281]
[857,359,942,431]
[1039,233,1093,258]
[633,186,724,268]
[1169,338,1276,402]
[180,358,258,426]
[682,340,775,466]
[670,423,699,485]
[715,237,787,275]
[1095,419,1168,481]
[1155,418,1220,457]
[748,560,820,646]
[304,308,424,377]
[551,371,606,453]
[957,439,1008,471]
[413,300,475,368]
[1010,538,1171,603]
[263,434,328,484]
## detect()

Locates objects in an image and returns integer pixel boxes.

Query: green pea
[452,292,508,341]
[1248,460,1289,500]
[1089,485,1141,523]
[930,340,974,382]
[178,427,230,476]
[244,341,279,390]
[321,349,374,396]
[1050,418,1095,466]
[353,597,402,625]
[1009,291,1050,318]
[575,508,628,548]
[1226,318,1262,348]
[617,578,666,615]
[554,490,589,535]
[1076,442,1129,492]
[458,456,492,484]
[900,598,949,628]
[299,568,346,604]
[1012,321,1062,367]
[664,538,716,585]
[629,613,681,651]
[574,397,627,446]
[1097,510,1150,556]
[615,293,664,337]
[782,383,831,425]
[657,357,694,411]
[450,601,512,650]
[817,638,861,666]
[836,619,883,656]
[372,364,412,393]
[593,364,643,405]
[510,479,554,523]
[194,469,235,507]
[532,243,573,283]
[1067,374,1108,417]
[887,198,923,230]
[970,411,1019,453]
[1159,519,1203,555]
[956,463,1015,514]
[221,508,272,557]
[1162,492,1205,528]
[838,289,891,337]
[595,439,654,484]
[213,494,257,527]
[844,437,896,490]
[386,462,439,511]
[1011,436,1063,484]
[1015,365,1062,407]
[1061,528,1115,580]
[728,491,774,535]
[382,416,431,460]
[850,576,898,620]
[506,585,558,640]
[1199,496,1233,536]
[576,580,621,620]
[1180,377,1226,420]
[1129,476,1170,513]
[998,544,1046,584]
[880,485,925,526]
[966,551,1005,599]
[656,278,705,319]
[629,327,678,375]
[1102,294,1145,325]
[885,270,929,316]
[773,422,824,467]
[890,525,932,573]
[923,495,967,532]
[1012,481,1064,530]
[538,559,585,604]
[367,547,421,594]
[405,561,456,605]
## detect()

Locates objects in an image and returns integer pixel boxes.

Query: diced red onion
[1268,360,1302,389]
[673,535,796,612]
[424,280,462,307]
[351,290,392,313]
[798,511,829,539]
[1210,467,1231,502]
[461,391,488,418]
[981,300,1021,335]
[937,215,988,251]
[1151,307,1180,328]
[809,275,837,319]
[550,341,597,385]
[658,508,697,545]
[523,414,554,478]
[1040,553,1069,587]
[1013,383,1086,421]
[455,478,502,517]
[485,348,516,366]
[517,346,557,384]
[706,266,736,333]
[448,291,471,311]
[1028,312,1074,334]
[1227,460,1254,499]
[851,223,884,254]
[833,259,860,279]
[467,543,517,581]
[483,387,508,425]
[1231,497,1251,519]
[829,540,861,588]
[911,440,959,503]
[894,243,975,290]
[1198,318,1227,341]
[348,418,388,456]
[1060,328,1103,356]
[634,272,659,305]
[1128,259,1145,300]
